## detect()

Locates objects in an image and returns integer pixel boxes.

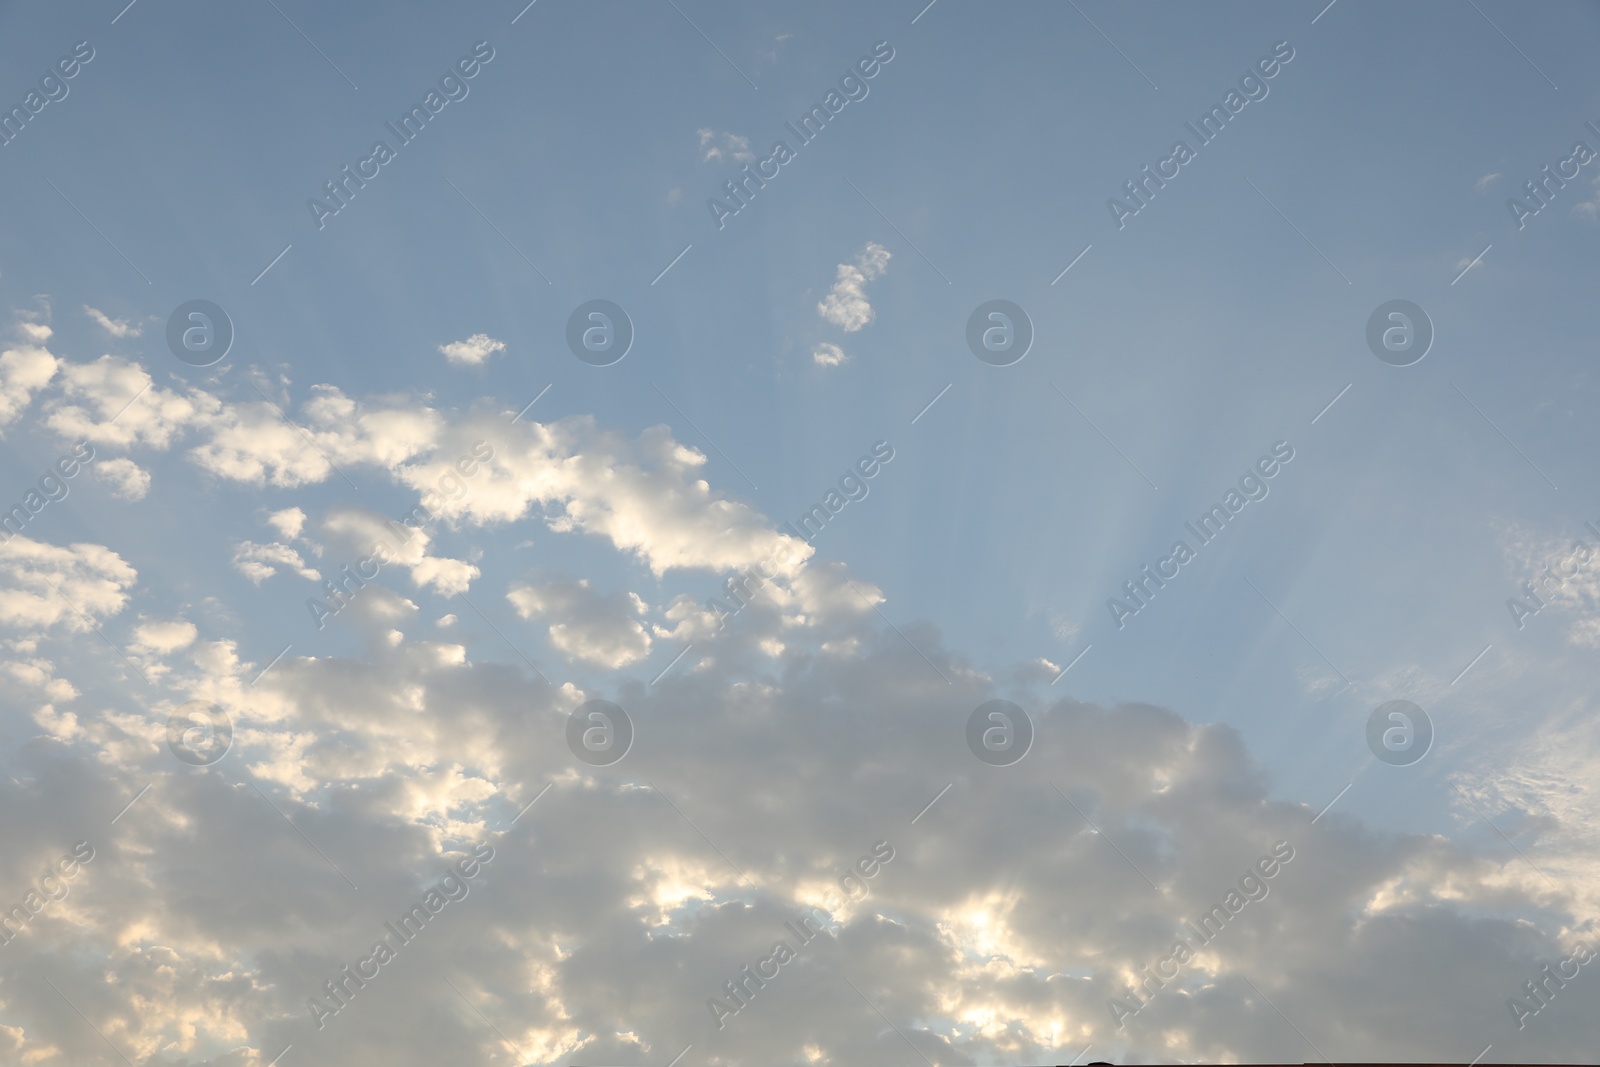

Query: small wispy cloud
[84,305,142,338]
[760,31,795,63]
[812,342,847,367]
[14,301,52,342]
[1475,173,1503,194]
[1574,172,1600,223]
[697,128,755,164]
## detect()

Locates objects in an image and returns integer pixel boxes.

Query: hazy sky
[2,1,1599,1064]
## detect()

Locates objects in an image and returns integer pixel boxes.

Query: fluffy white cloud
[42,355,215,451]
[0,536,136,633]
[437,332,507,366]
[268,506,307,541]
[401,414,812,579]
[817,242,891,332]
[93,456,150,500]
[188,383,441,488]
[232,539,320,584]
[319,504,479,597]
[5,595,1596,1066]
[130,617,198,654]
[10,345,813,592]
[507,577,652,668]
[0,341,58,432]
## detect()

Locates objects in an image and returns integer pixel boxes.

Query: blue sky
[3,1,1600,1064]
